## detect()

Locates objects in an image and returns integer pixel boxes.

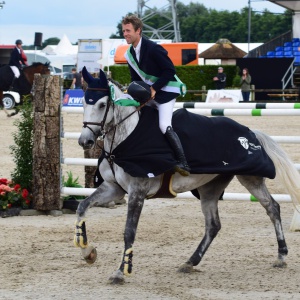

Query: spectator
[9,39,28,70]
[213,67,226,89]
[240,68,252,101]
[70,68,83,89]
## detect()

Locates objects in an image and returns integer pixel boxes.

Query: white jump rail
[173,102,300,109]
[61,188,292,202]
[61,106,300,116]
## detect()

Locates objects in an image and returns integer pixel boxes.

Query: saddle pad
[111,106,275,179]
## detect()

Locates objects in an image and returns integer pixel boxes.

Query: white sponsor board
[206,90,243,103]
[77,38,172,72]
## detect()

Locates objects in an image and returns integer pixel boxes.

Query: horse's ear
[98,69,107,83]
[82,66,94,84]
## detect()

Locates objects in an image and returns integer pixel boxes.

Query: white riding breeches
[147,99,176,134]
[10,66,21,78]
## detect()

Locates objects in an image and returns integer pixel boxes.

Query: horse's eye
[99,102,106,109]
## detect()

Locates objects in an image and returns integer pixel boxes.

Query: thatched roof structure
[199,38,247,59]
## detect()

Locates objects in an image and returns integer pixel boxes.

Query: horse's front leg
[74,181,125,264]
[109,183,147,285]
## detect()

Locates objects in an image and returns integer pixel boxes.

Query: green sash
[125,46,186,96]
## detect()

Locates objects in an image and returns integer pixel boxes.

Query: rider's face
[122,23,141,47]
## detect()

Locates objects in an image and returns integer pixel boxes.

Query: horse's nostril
[84,140,95,149]
[78,138,95,149]
[86,140,94,147]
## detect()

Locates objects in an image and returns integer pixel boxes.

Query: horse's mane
[29,62,50,67]
[108,78,126,92]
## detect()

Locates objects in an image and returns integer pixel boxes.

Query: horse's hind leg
[179,174,234,273]
[237,175,288,268]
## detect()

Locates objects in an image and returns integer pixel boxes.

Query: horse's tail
[254,129,300,209]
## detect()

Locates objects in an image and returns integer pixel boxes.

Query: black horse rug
[102,106,275,180]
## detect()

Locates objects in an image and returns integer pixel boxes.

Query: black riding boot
[164,126,191,176]
[9,76,17,91]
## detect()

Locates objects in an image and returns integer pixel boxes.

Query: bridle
[82,87,112,138]
[82,86,151,141]
[82,83,152,178]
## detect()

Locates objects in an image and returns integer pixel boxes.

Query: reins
[82,85,152,140]
[82,82,152,180]
[100,97,152,139]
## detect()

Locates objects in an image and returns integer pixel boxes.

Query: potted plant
[62,171,85,211]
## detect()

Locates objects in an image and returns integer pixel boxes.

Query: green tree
[109,3,292,43]
[42,37,60,48]
[23,37,61,50]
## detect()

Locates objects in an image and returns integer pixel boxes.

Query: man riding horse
[0,51,50,117]
[8,39,28,81]
[122,15,190,176]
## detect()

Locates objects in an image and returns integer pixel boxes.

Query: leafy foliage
[62,172,85,200]
[9,96,33,191]
[23,37,61,50]
[109,64,239,100]
[110,2,292,43]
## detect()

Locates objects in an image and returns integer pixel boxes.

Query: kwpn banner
[63,89,84,106]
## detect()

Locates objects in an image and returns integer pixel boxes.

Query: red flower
[0,178,8,185]
[14,184,21,191]
[25,199,30,205]
[22,189,29,199]
[7,203,12,208]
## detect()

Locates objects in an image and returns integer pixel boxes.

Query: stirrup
[174,164,190,177]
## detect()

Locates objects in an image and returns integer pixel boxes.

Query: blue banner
[63,89,84,106]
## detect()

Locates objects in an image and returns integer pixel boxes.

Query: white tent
[25,34,77,72]
[41,34,77,55]
[41,45,57,55]
[54,34,77,55]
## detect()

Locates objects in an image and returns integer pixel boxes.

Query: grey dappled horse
[75,68,300,285]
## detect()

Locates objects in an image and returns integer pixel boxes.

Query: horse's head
[22,62,50,86]
[78,67,123,149]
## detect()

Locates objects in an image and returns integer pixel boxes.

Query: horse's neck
[104,105,139,150]
[13,71,32,94]
[22,68,34,85]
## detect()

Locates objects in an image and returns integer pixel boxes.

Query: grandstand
[261,38,300,66]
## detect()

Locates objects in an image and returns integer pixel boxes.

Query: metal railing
[282,58,296,90]
[247,31,292,58]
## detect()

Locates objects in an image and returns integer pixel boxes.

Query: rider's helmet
[15,39,23,45]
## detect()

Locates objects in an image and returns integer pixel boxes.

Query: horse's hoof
[273,260,287,268]
[109,270,125,285]
[83,245,97,264]
[178,262,194,273]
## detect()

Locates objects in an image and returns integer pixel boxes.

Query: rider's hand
[150,86,156,99]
